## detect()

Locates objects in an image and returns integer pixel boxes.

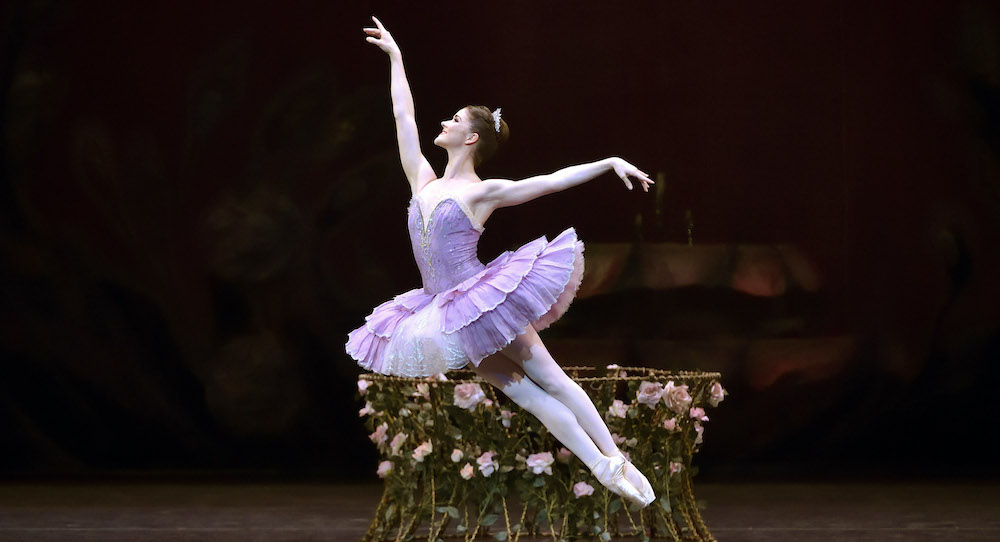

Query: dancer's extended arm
[364,16,436,191]
[480,157,654,209]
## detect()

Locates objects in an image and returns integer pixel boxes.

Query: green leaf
[435,505,459,519]
[536,508,548,524]
[482,513,500,526]
[658,496,671,512]
[385,503,397,521]
[456,524,467,533]
[532,477,545,487]
[493,532,508,541]
[608,498,622,514]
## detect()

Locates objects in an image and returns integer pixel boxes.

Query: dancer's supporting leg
[470,351,605,469]
[500,326,620,457]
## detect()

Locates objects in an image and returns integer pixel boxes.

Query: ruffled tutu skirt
[346,228,585,377]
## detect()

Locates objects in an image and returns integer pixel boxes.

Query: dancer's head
[434,105,510,167]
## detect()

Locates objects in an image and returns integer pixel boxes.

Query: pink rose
[694,422,704,445]
[412,441,433,462]
[526,452,555,475]
[556,447,573,463]
[607,399,628,419]
[611,433,627,445]
[460,463,475,480]
[358,401,375,417]
[663,418,677,431]
[389,432,408,456]
[499,409,516,428]
[482,398,493,407]
[369,422,388,447]
[709,381,727,407]
[453,383,486,411]
[477,451,499,477]
[636,381,665,408]
[662,381,692,415]
[669,462,683,475]
[431,372,449,382]
[412,383,431,401]
[620,450,631,461]
[451,448,464,463]
[357,379,372,396]
[376,460,393,478]
[624,437,638,448]
[689,407,709,421]
[573,481,595,498]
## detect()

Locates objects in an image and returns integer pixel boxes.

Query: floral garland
[357,365,725,542]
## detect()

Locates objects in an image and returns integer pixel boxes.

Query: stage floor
[1,480,997,541]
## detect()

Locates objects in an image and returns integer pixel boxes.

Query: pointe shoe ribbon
[586,454,650,508]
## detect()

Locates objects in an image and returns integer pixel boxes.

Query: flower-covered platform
[356,365,725,542]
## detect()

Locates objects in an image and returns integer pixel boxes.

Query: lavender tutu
[346,193,585,377]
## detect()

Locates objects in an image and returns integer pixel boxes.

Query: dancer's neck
[441,148,478,181]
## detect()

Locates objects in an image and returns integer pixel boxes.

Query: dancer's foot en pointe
[586,453,655,508]
[611,450,656,506]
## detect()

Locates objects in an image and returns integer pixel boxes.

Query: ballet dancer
[347,16,656,508]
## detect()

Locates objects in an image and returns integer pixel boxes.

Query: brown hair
[466,105,510,167]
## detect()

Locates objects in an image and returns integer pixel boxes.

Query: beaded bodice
[407,194,487,295]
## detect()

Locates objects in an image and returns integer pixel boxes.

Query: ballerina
[348,16,656,508]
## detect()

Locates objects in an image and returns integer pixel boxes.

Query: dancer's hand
[611,158,654,192]
[363,16,399,57]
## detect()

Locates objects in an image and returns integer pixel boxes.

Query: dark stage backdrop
[2,1,998,480]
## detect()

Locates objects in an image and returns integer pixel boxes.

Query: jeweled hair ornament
[492,108,502,133]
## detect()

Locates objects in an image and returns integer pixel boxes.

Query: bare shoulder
[474,178,515,198]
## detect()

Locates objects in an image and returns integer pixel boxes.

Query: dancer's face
[434,108,478,149]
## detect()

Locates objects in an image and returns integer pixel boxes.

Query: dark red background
[2,0,998,479]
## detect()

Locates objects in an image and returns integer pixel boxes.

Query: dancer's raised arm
[364,16,436,192]
[479,157,654,209]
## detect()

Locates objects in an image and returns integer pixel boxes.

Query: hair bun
[466,104,510,166]
[495,117,510,147]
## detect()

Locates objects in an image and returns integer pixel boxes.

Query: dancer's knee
[493,376,572,425]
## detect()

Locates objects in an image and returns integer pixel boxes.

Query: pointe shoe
[586,454,651,508]
[611,451,656,506]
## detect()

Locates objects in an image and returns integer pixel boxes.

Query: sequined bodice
[407,195,487,294]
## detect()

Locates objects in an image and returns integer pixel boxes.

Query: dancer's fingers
[372,15,385,30]
[364,27,380,36]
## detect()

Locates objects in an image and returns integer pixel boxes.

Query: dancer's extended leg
[499,326,620,457]
[469,351,604,469]
[500,325,656,505]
